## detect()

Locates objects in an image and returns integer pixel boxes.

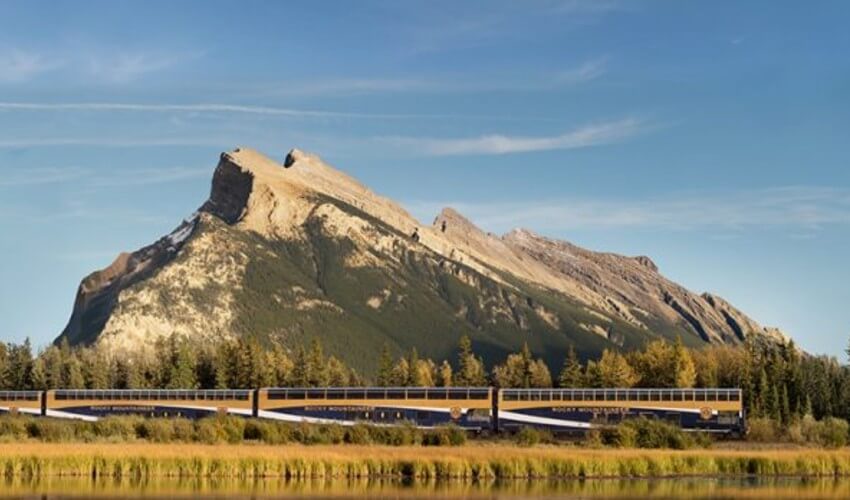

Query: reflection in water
[3,476,850,499]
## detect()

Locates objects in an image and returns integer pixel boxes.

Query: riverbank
[2,443,850,479]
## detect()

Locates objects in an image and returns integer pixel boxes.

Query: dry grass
[2,443,850,480]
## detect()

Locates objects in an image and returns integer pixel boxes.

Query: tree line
[2,333,850,425]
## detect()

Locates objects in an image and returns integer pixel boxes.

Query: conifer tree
[455,335,487,386]
[30,356,48,390]
[0,343,7,389]
[62,352,86,389]
[306,338,329,387]
[407,348,423,386]
[587,350,637,388]
[377,343,393,386]
[437,360,453,387]
[558,345,584,388]
[4,339,34,389]
[673,336,697,388]
[290,344,310,387]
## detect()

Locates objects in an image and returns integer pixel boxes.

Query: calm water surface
[2,477,850,499]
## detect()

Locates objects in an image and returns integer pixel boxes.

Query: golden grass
[2,443,850,479]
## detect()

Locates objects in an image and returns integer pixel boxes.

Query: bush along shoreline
[2,414,846,449]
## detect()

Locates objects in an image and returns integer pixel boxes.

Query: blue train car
[498,388,744,434]
[45,389,254,421]
[257,387,493,429]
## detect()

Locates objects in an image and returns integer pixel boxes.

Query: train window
[386,390,406,399]
[426,389,446,400]
[367,389,386,399]
[306,389,326,399]
[639,392,650,401]
[288,390,306,400]
[469,389,489,400]
[573,392,583,402]
[448,389,469,400]
[730,391,740,402]
[561,391,572,402]
[327,390,345,400]
[407,389,425,399]
[347,389,365,399]
[695,392,706,402]
[651,391,661,402]
[684,390,694,401]
[503,392,518,401]
[718,391,728,402]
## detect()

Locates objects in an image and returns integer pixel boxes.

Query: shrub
[345,423,372,445]
[747,417,779,443]
[194,418,227,444]
[813,417,848,448]
[219,416,247,444]
[514,427,542,447]
[171,418,196,442]
[619,418,697,449]
[138,419,177,443]
[583,429,603,448]
[423,424,466,446]
[93,416,140,441]
[600,424,637,448]
[26,419,76,442]
[0,416,30,440]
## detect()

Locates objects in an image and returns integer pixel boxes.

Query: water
[2,477,850,499]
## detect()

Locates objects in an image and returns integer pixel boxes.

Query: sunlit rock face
[56,147,787,372]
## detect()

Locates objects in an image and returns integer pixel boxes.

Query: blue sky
[0,0,848,357]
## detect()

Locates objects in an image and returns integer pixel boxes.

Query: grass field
[2,443,850,479]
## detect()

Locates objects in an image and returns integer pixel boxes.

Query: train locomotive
[0,387,745,435]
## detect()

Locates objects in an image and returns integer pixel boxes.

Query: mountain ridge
[56,147,786,372]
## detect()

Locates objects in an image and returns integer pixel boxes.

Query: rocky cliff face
[56,147,787,371]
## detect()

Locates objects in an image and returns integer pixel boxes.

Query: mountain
[56,147,787,373]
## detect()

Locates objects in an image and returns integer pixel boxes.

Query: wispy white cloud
[405,187,850,234]
[380,118,645,156]
[86,50,204,83]
[555,58,607,84]
[0,165,209,187]
[257,60,607,97]
[0,166,90,186]
[0,137,223,148]
[0,48,201,84]
[0,49,62,82]
[90,166,210,187]
[0,101,482,120]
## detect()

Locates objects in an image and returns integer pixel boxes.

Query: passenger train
[0,387,745,434]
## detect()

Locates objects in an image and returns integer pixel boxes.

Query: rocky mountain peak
[56,146,791,367]
[633,256,659,273]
